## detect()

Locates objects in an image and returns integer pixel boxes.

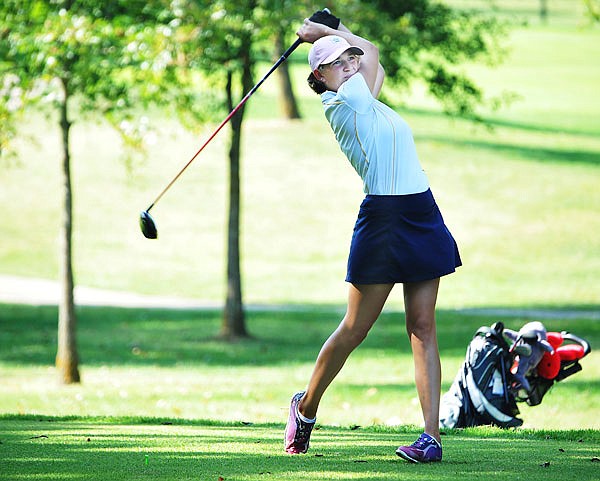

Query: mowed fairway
[1,3,599,481]
[1,419,598,481]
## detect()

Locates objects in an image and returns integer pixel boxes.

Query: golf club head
[139,210,158,239]
[513,344,533,357]
[521,331,539,344]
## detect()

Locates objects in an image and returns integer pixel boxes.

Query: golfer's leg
[299,283,394,419]
[403,278,442,442]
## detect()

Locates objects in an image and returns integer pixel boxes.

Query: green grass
[1,304,598,428]
[1,304,599,480]
[1,417,598,481]
[443,0,591,27]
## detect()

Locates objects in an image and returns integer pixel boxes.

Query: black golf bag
[439,321,591,429]
[440,322,523,429]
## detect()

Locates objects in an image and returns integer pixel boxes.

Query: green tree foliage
[254,1,509,119]
[340,0,508,117]
[1,0,211,153]
[0,0,210,381]
[584,0,600,21]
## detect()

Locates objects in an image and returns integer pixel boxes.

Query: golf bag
[439,321,591,429]
[439,322,523,429]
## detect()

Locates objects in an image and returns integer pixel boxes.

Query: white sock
[296,406,316,424]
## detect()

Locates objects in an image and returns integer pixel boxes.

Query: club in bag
[139,37,303,239]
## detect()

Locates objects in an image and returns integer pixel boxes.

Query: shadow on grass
[419,134,600,166]
[1,417,598,481]
[398,106,600,166]
[0,303,597,368]
[402,106,600,139]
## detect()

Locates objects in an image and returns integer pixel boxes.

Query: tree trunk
[220,54,253,339]
[275,30,301,119]
[56,80,80,384]
[540,0,548,22]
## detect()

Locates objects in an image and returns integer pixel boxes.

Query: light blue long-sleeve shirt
[321,73,430,195]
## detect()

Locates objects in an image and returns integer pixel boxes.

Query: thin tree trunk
[220,65,250,339]
[56,79,80,384]
[275,30,301,119]
[223,114,246,339]
[540,0,548,22]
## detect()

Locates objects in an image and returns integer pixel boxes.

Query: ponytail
[307,72,327,95]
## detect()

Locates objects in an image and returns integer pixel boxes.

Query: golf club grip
[146,38,303,211]
[561,331,591,355]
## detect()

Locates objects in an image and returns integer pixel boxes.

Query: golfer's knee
[337,324,370,349]
[406,314,436,341]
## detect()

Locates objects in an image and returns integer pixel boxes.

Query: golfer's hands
[309,9,341,29]
[296,18,336,44]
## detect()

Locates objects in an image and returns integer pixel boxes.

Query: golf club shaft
[146,37,303,213]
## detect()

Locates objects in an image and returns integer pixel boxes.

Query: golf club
[139,37,303,239]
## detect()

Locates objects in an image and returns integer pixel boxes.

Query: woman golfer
[284,17,461,463]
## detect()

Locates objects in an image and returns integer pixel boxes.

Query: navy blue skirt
[346,189,462,284]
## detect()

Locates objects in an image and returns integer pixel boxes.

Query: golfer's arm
[338,22,385,97]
